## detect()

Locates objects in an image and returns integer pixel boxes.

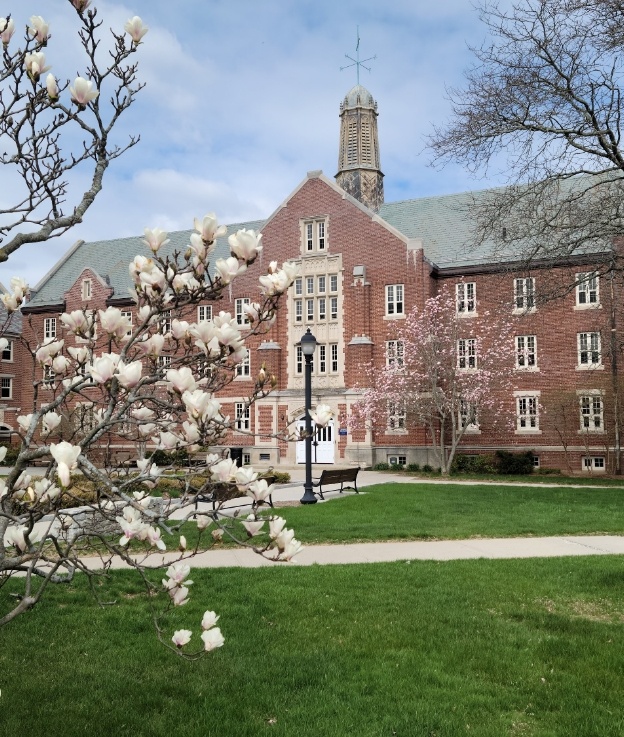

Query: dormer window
[82,278,92,301]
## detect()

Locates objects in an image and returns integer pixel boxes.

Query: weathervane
[340,27,376,86]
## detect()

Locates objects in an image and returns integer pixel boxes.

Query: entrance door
[295,416,335,464]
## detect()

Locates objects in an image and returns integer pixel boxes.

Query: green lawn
[2,556,624,736]
[177,482,624,550]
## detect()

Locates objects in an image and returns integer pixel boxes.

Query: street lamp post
[300,328,318,505]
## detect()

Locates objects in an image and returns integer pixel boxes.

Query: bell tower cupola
[335,84,384,212]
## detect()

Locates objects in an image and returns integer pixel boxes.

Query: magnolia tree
[0,213,315,657]
[0,1,145,262]
[352,286,516,474]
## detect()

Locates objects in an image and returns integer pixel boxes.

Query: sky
[0,0,508,289]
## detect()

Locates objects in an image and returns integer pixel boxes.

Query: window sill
[515,366,539,372]
[383,314,405,321]
[576,364,604,371]
[512,307,536,315]
[456,311,478,319]
[385,428,408,435]
[515,428,542,434]
[577,429,605,434]
[574,303,601,311]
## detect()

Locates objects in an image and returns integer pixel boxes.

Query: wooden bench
[312,467,360,500]
[194,475,276,514]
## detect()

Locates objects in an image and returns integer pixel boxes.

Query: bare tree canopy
[429,0,624,267]
[0,3,144,263]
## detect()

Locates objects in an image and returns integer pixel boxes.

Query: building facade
[17,84,624,473]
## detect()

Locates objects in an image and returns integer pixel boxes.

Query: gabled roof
[28,219,265,308]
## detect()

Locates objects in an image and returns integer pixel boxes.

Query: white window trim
[457,338,477,371]
[576,332,603,370]
[235,298,251,328]
[458,400,480,434]
[578,390,605,433]
[582,456,606,473]
[235,351,251,378]
[302,218,328,254]
[514,390,541,434]
[386,340,405,369]
[44,317,57,341]
[81,278,92,301]
[575,272,601,309]
[235,402,251,432]
[1,339,13,362]
[515,335,538,371]
[385,284,405,320]
[387,400,407,434]
[456,282,477,317]
[512,277,536,314]
[197,305,213,323]
[0,376,12,400]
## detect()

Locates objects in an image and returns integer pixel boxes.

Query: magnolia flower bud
[70,77,99,106]
[124,16,148,44]
[71,0,91,12]
[28,15,50,44]
[0,17,14,47]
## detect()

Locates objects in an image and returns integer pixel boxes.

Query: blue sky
[1,0,508,288]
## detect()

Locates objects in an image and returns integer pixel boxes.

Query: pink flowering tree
[0,214,305,657]
[0,1,145,263]
[352,285,516,474]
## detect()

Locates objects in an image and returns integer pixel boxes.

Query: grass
[1,556,624,736]
[174,482,624,551]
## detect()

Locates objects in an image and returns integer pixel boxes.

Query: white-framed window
[533,455,540,468]
[235,402,250,431]
[318,297,326,321]
[235,298,250,326]
[578,332,601,367]
[306,276,314,295]
[576,272,599,307]
[236,352,250,377]
[318,276,326,294]
[516,335,537,369]
[294,278,303,296]
[386,284,404,316]
[196,357,215,382]
[330,296,338,321]
[44,317,56,340]
[330,343,338,373]
[456,282,476,315]
[243,452,251,465]
[158,355,172,370]
[516,395,539,431]
[197,305,212,323]
[580,394,604,431]
[43,365,55,386]
[514,278,535,312]
[1,340,13,362]
[303,219,327,253]
[459,399,479,431]
[296,345,303,375]
[0,377,12,399]
[82,278,92,301]
[583,456,606,472]
[160,310,171,335]
[121,311,133,338]
[457,338,477,370]
[318,344,327,373]
[294,300,303,323]
[329,274,338,293]
[386,340,404,369]
[387,401,406,431]
[306,299,314,322]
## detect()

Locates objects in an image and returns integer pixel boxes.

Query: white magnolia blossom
[0,292,20,312]
[209,458,238,484]
[132,407,155,421]
[52,355,70,374]
[4,526,40,552]
[0,447,6,463]
[41,412,62,436]
[10,277,28,300]
[46,73,58,101]
[68,345,89,364]
[70,77,99,106]
[170,319,191,340]
[61,310,89,335]
[259,261,298,296]
[234,466,258,491]
[310,404,334,428]
[182,390,222,423]
[36,339,64,365]
[269,516,287,540]
[117,360,143,388]
[17,414,34,434]
[50,442,81,487]
[172,629,192,648]
[99,307,132,339]
[24,51,50,80]
[228,229,263,262]
[196,514,212,531]
[247,478,274,503]
[28,15,50,44]
[155,431,181,450]
[201,627,225,652]
[201,610,220,630]
[242,515,265,537]
[124,16,149,44]
[90,354,118,384]
[194,213,227,243]
[214,256,246,285]
[143,227,169,253]
[0,17,15,47]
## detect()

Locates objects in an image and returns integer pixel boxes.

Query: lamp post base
[300,487,318,505]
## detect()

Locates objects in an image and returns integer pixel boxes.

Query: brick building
[18,84,624,473]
